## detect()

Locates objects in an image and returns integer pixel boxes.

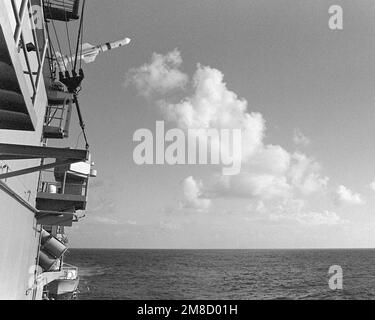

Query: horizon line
[68,247,375,250]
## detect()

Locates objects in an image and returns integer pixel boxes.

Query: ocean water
[64,249,375,300]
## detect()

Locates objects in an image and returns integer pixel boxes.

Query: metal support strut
[0,143,88,179]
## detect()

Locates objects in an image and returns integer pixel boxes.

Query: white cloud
[127,50,331,216]
[180,176,211,211]
[212,173,292,200]
[370,181,375,191]
[335,185,365,205]
[159,221,182,231]
[289,153,329,195]
[246,200,266,214]
[160,64,265,161]
[92,217,138,226]
[93,217,119,225]
[298,211,343,226]
[158,63,295,203]
[264,198,345,226]
[293,129,311,147]
[125,48,188,97]
[246,145,291,175]
[208,151,328,201]
[245,197,345,226]
[271,210,345,226]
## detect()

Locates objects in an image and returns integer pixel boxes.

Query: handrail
[43,0,80,16]
[59,265,78,280]
[38,179,89,198]
[45,0,76,11]
[10,0,49,104]
[45,102,69,129]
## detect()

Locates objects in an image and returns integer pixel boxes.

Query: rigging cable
[73,94,89,150]
[63,0,74,69]
[44,4,66,77]
[73,0,86,72]
[47,3,68,71]
[72,0,89,149]
[47,0,90,149]
[44,19,58,77]
[79,0,85,70]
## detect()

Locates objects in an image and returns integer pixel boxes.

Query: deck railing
[43,0,78,14]
[60,264,78,280]
[10,0,48,104]
[38,168,89,198]
[43,0,80,21]
[45,105,65,129]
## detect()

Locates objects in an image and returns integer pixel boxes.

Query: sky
[60,0,375,248]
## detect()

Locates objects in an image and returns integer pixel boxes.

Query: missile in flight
[55,37,131,71]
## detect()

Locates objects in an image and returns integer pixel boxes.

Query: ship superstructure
[0,0,109,300]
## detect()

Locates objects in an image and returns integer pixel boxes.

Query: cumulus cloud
[370,180,375,191]
[125,48,188,97]
[180,176,211,211]
[211,173,291,200]
[92,217,138,226]
[159,63,295,203]
[271,210,344,226]
[246,145,291,175]
[335,185,365,205]
[246,200,267,214]
[289,153,329,195]
[205,151,327,201]
[262,198,345,226]
[127,50,331,215]
[293,129,311,147]
[160,64,265,162]
[93,217,120,225]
